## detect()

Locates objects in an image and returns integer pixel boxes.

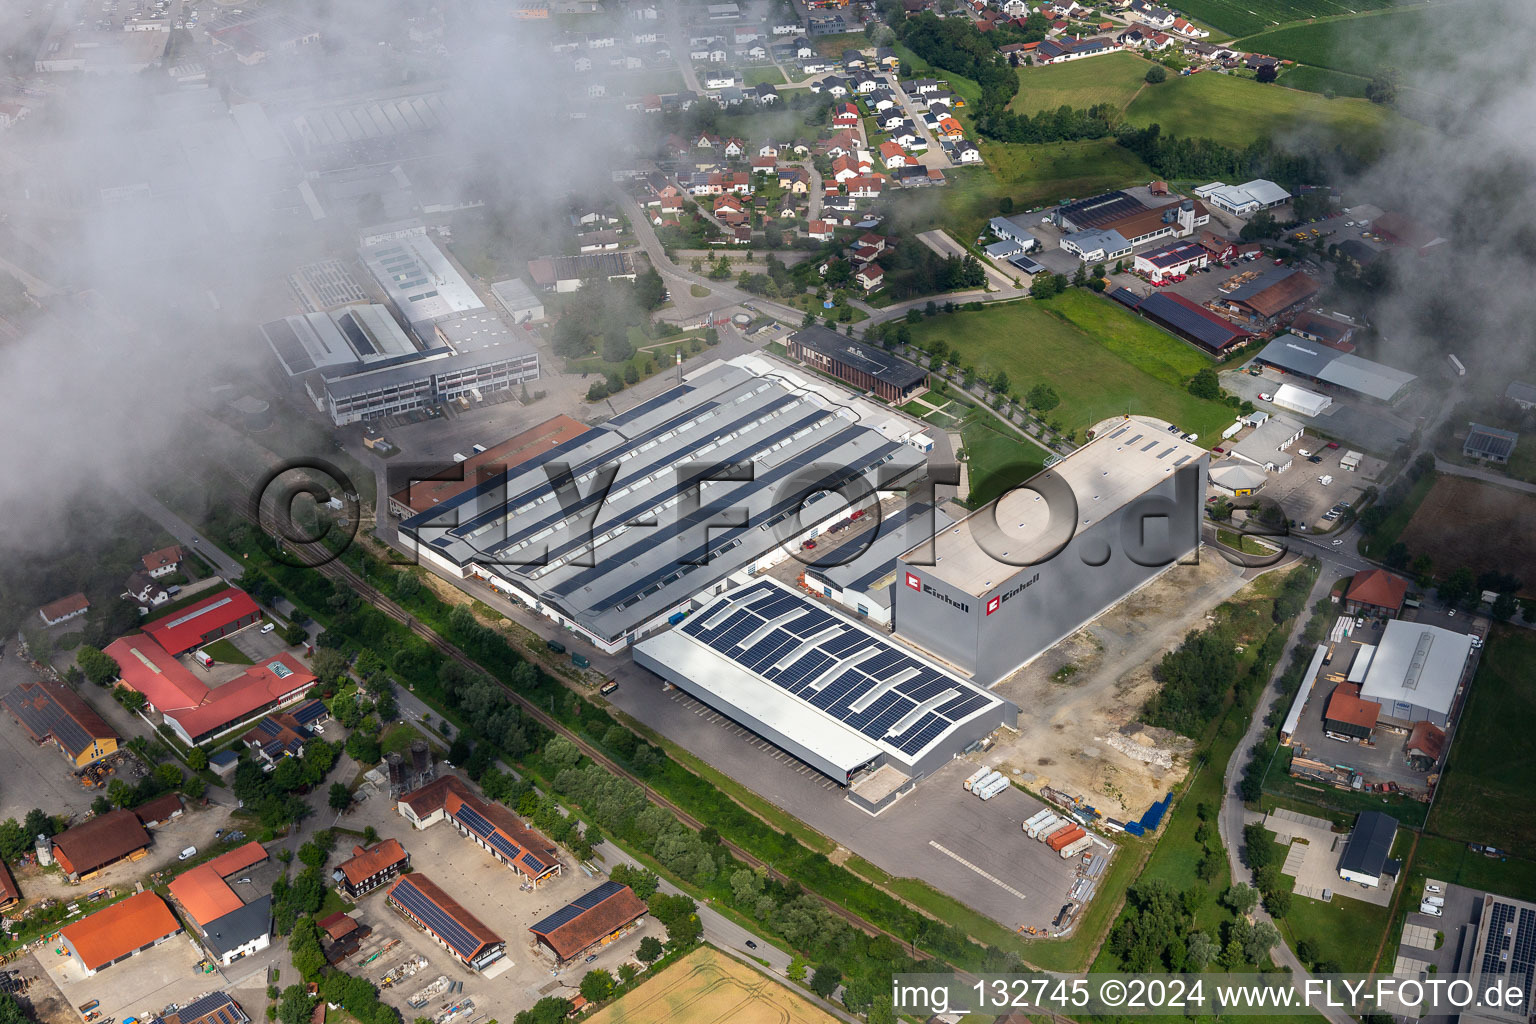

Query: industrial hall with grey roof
[401,357,928,652]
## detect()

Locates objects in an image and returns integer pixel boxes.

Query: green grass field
[904,297,1232,441]
[1042,289,1216,383]
[929,142,1153,242]
[1279,889,1395,972]
[960,414,1047,507]
[744,66,786,87]
[1426,626,1536,852]
[1279,64,1370,98]
[1236,6,1478,76]
[1360,470,1437,558]
[198,638,252,665]
[1176,0,1399,38]
[1408,834,1536,905]
[1009,52,1152,115]
[1123,71,1394,152]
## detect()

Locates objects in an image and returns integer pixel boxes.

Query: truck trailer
[1060,835,1094,859]
[977,776,1010,800]
[1048,826,1087,852]
[963,767,991,791]
[1027,814,1061,839]
[972,771,1003,796]
[1023,809,1054,833]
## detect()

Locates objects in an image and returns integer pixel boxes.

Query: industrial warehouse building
[51,810,151,881]
[804,502,955,627]
[1119,290,1253,353]
[3,680,118,769]
[1337,811,1400,888]
[167,841,272,966]
[1356,619,1475,728]
[386,875,506,972]
[786,325,928,403]
[633,578,1015,784]
[1051,191,1210,256]
[1272,382,1332,417]
[358,225,485,337]
[59,892,181,976]
[1463,423,1518,464]
[399,356,928,653]
[396,775,561,885]
[1254,335,1418,404]
[1218,268,1320,321]
[892,420,1208,684]
[260,304,539,427]
[528,881,648,964]
[1459,893,1536,1024]
[1133,241,1208,281]
[1194,179,1291,216]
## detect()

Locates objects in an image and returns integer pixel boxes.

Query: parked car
[1471,635,1483,649]
[179,847,197,861]
[585,954,598,963]
[1297,449,1311,457]
[1425,884,1443,894]
[1308,455,1323,464]
[1258,392,1273,401]
[1326,441,1340,449]
[745,940,758,949]
[1419,903,1443,917]
[803,540,816,550]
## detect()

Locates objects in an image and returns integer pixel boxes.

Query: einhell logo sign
[905,571,970,613]
[985,596,1000,616]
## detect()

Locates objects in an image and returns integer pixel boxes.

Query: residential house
[842,48,866,69]
[125,571,172,612]
[868,90,897,112]
[731,225,753,245]
[945,139,983,164]
[794,38,815,58]
[143,545,183,578]
[847,176,884,199]
[755,82,779,104]
[854,263,885,290]
[750,154,777,173]
[832,102,860,126]
[333,839,410,899]
[773,20,802,35]
[874,47,898,70]
[1171,17,1209,37]
[1344,570,1409,620]
[39,593,89,627]
[806,219,834,241]
[935,115,964,139]
[878,141,913,169]
[831,155,860,182]
[723,137,746,157]
[877,110,906,131]
[1129,0,1175,28]
[703,70,739,89]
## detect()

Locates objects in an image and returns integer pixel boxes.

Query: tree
[1028,271,1060,299]
[115,686,148,714]
[1264,888,1292,918]
[329,782,352,812]
[579,969,614,1003]
[1297,937,1322,966]
[636,935,664,964]
[1145,64,1167,84]
[787,955,807,982]
[1240,211,1279,241]
[279,986,312,1024]
[1242,822,1277,869]
[1437,566,1476,608]
[282,622,309,646]
[184,775,207,801]
[22,809,52,841]
[155,762,182,789]
[998,196,1014,214]
[1245,920,1281,964]
[1221,883,1260,915]
[1186,931,1217,971]
[1493,591,1518,621]
[634,268,667,310]
[1026,384,1059,413]
[810,964,842,998]
[76,646,120,686]
[1256,63,1278,83]
[1072,263,1087,288]
[187,747,209,772]
[1187,368,1221,400]
[1365,67,1398,105]
[586,379,610,401]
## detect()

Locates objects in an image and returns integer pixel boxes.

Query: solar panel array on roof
[176,991,246,1024]
[452,802,522,863]
[530,881,626,935]
[336,310,377,357]
[3,684,101,760]
[260,317,315,373]
[289,699,326,726]
[390,879,490,962]
[679,580,992,756]
[1137,292,1248,351]
[1478,901,1536,1001]
[1057,191,1144,231]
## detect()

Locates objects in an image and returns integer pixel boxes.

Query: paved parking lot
[607,678,1086,931]
[0,658,100,825]
[1392,880,1482,1020]
[37,930,220,1024]
[1220,365,1420,456]
[1267,807,1394,907]
[343,777,650,1013]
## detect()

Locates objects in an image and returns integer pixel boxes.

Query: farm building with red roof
[141,589,262,655]
[1345,569,1409,619]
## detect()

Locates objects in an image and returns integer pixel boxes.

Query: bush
[1145,65,1167,84]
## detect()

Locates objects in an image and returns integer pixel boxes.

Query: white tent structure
[1273,382,1332,417]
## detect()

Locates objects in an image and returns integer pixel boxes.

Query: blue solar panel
[1137,292,1245,350]
[572,881,624,909]
[520,851,546,874]
[452,803,523,863]
[530,882,623,936]
[392,881,487,961]
[673,581,999,760]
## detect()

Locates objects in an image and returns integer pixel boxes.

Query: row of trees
[1106,878,1279,972]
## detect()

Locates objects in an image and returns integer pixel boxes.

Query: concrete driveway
[1267,807,1395,906]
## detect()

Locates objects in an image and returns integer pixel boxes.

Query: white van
[179,847,198,861]
[1419,902,1443,917]
[260,622,275,634]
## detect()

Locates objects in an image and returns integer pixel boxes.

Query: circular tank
[386,753,407,791]
[410,738,431,775]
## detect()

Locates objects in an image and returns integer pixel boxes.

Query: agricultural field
[1009,52,1152,115]
[903,296,1233,442]
[1278,65,1370,98]
[1236,6,1486,77]
[1398,476,1536,592]
[1123,70,1394,153]
[931,142,1153,241]
[1426,627,1536,853]
[1177,0,1400,39]
[585,947,838,1024]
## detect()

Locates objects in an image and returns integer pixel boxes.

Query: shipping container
[1044,823,1078,847]
[1024,809,1055,830]
[1060,835,1094,859]
[1048,826,1086,852]
[1026,814,1061,839]
[977,776,1010,800]
[972,771,1003,795]
[964,767,991,791]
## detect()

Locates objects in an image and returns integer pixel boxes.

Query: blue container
[1124,821,1146,837]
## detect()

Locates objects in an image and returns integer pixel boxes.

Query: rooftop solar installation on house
[400,360,926,649]
[633,579,1015,781]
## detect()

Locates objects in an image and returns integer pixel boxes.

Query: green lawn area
[1010,52,1152,115]
[1279,889,1394,972]
[960,414,1047,508]
[616,69,685,96]
[1408,834,1536,904]
[743,66,785,87]
[1123,71,1394,154]
[906,297,1232,442]
[1279,64,1370,98]
[1360,469,1436,558]
[1426,626,1536,852]
[814,33,869,59]
[1217,528,1272,555]
[199,638,252,665]
[1235,6,1483,77]
[930,142,1154,242]
[381,722,419,757]
[1041,289,1215,384]
[566,327,712,381]
[689,284,711,298]
[1175,0,1396,37]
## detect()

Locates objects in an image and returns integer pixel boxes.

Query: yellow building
[3,680,119,768]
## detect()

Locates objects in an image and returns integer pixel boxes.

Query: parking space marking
[928,841,1029,902]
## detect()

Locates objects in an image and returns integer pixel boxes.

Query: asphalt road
[121,482,245,580]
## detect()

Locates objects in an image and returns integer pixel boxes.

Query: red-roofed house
[750,154,777,173]
[167,841,272,965]
[832,102,859,127]
[806,219,833,241]
[39,593,89,627]
[830,155,859,183]
[878,141,913,169]
[854,264,885,290]
[1344,570,1409,619]
[141,589,262,656]
[60,892,181,975]
[142,546,184,578]
[333,839,409,899]
[1323,682,1381,741]
[936,116,964,140]
[847,176,884,199]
